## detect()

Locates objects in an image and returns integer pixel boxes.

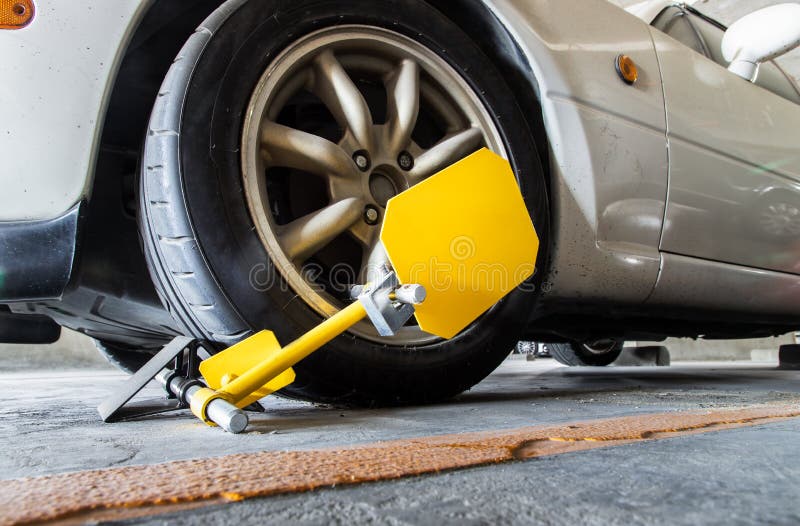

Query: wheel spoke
[312,50,373,150]
[278,197,365,263]
[408,127,484,183]
[261,121,355,178]
[385,59,420,154]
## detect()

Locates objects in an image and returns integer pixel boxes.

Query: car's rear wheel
[139,0,548,405]
[550,340,624,367]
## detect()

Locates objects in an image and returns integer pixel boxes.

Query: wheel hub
[369,169,404,208]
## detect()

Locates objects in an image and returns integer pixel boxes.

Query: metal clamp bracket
[98,336,258,433]
[356,271,425,336]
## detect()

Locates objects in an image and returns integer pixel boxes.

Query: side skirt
[0,204,80,302]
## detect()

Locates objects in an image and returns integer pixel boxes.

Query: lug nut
[397,151,414,171]
[364,205,380,225]
[353,151,371,172]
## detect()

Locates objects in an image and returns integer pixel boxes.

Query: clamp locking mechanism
[187,269,426,432]
[100,270,425,433]
[100,148,539,434]
[353,268,426,336]
[97,337,254,433]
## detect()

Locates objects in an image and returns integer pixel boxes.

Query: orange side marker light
[0,0,34,30]
[615,54,638,85]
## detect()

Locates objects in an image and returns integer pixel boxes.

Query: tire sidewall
[175,0,550,402]
[551,342,623,367]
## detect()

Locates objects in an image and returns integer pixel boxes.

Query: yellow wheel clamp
[99,148,539,433]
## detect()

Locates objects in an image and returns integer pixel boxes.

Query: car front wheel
[139,0,548,405]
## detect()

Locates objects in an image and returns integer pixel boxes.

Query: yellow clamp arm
[216,300,368,406]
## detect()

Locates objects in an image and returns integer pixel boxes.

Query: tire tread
[139,2,252,346]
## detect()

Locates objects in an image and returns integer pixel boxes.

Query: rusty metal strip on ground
[2,405,799,525]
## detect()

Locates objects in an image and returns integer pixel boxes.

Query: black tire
[550,340,623,367]
[139,0,549,406]
[93,339,153,374]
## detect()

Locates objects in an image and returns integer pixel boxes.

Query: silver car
[1,0,799,403]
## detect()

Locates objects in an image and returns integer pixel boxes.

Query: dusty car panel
[486,0,669,303]
[647,252,800,317]
[652,28,800,275]
[0,0,673,305]
[0,0,151,221]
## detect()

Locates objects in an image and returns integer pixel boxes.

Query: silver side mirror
[722,3,800,82]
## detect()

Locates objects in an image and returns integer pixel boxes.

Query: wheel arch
[97,0,551,209]
[425,0,553,329]
[96,0,225,166]
[85,0,228,274]
[425,0,551,194]
[37,0,230,345]
[94,0,552,238]
[476,0,671,311]
[92,0,556,343]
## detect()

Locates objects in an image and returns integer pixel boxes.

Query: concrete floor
[3,357,800,524]
[131,420,800,526]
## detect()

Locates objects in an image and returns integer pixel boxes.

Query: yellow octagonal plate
[381,148,539,339]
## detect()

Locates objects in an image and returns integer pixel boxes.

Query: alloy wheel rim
[242,25,506,344]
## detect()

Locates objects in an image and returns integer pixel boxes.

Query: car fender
[0,0,153,222]
[484,0,670,305]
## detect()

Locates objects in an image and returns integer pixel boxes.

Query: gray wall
[639,335,795,361]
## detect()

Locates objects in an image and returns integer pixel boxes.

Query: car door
[650,6,800,275]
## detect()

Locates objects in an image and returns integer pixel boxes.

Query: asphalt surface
[126,420,800,526]
[2,358,800,524]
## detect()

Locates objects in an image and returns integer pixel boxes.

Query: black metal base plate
[98,336,194,422]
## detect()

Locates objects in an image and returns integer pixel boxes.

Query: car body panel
[624,0,684,24]
[0,0,672,306]
[486,0,669,303]
[651,29,800,275]
[646,252,800,318]
[0,204,79,301]
[0,0,151,221]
